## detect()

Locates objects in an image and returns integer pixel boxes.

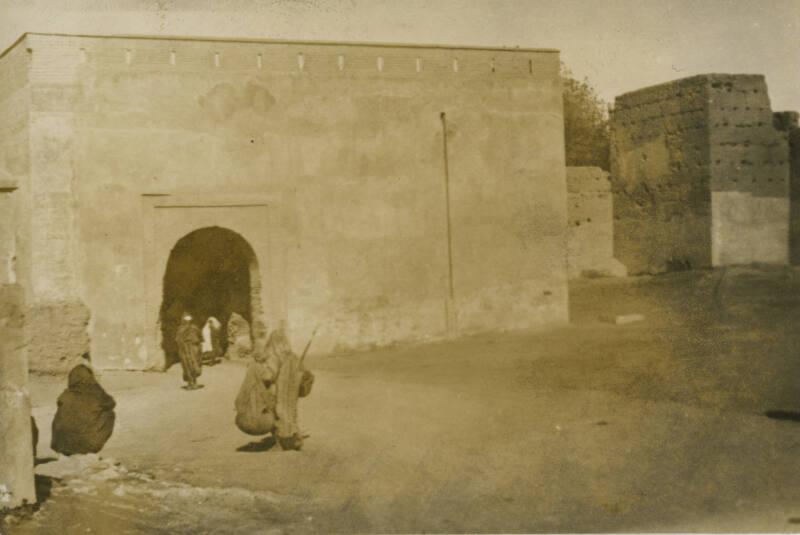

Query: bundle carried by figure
[234,326,316,451]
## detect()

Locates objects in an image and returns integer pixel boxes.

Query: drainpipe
[440,112,457,335]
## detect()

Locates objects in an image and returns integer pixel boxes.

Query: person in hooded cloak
[175,314,203,390]
[234,328,314,451]
[51,362,116,456]
[201,316,223,366]
[225,312,253,360]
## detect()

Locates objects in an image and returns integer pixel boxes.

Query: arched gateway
[140,194,283,371]
[159,227,263,368]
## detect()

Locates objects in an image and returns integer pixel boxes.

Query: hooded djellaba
[51,361,116,456]
[234,328,314,451]
[175,314,203,389]
[201,316,223,366]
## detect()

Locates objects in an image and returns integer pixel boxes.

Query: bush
[562,64,610,170]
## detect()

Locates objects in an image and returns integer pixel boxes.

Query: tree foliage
[562,64,610,170]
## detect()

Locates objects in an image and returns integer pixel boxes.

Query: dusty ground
[6,266,800,533]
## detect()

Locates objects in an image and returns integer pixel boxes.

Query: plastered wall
[6,33,569,371]
[0,284,36,510]
[0,41,30,289]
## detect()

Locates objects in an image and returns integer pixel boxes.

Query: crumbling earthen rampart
[611,74,790,274]
[773,111,800,264]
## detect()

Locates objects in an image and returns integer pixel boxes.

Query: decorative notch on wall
[452,58,459,73]
[337,54,345,71]
[377,56,384,72]
[214,52,221,68]
[415,57,422,73]
[125,49,132,65]
[256,53,263,68]
[170,50,176,65]
[297,52,305,71]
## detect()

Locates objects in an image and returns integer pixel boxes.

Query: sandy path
[13,267,800,533]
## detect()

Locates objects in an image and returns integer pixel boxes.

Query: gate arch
[159,226,264,368]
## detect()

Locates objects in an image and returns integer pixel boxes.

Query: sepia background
[2,1,800,533]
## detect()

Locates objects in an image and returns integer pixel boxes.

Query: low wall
[566,167,627,278]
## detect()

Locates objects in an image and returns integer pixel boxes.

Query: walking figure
[234,328,315,450]
[176,314,204,390]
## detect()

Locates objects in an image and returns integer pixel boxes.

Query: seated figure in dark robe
[51,362,116,456]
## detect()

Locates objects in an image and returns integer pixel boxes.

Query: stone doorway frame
[140,193,287,370]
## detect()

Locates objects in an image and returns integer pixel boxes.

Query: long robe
[273,351,304,438]
[201,317,223,364]
[233,345,314,439]
[51,365,116,455]
[175,322,203,382]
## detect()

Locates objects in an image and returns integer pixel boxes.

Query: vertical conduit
[440,112,457,334]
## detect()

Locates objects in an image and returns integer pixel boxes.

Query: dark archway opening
[159,226,258,369]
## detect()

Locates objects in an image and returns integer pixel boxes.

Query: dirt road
[8,266,800,533]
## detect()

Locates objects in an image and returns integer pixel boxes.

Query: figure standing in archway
[201,316,223,366]
[175,314,204,390]
[159,226,263,371]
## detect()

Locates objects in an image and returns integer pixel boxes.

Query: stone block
[600,313,644,325]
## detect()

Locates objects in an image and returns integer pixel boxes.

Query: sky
[1,0,798,111]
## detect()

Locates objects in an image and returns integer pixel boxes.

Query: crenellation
[19,34,558,82]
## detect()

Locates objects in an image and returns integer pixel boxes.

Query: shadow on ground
[765,410,800,422]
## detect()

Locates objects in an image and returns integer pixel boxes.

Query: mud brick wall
[26,302,91,373]
[773,111,800,264]
[611,74,790,274]
[707,75,790,265]
[0,284,36,509]
[566,166,626,278]
[611,76,712,274]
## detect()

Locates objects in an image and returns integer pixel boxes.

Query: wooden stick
[299,326,319,364]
